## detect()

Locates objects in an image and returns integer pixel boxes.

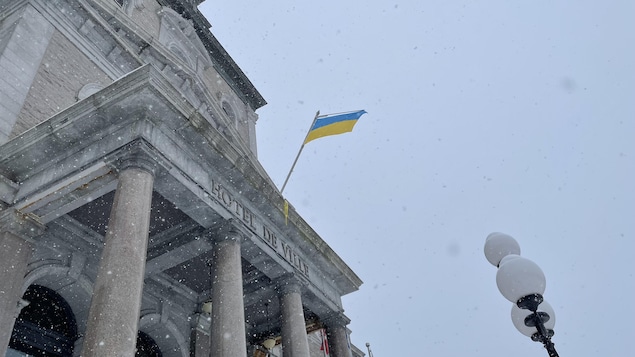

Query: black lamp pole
[484,233,562,357]
[365,343,374,357]
[517,294,559,357]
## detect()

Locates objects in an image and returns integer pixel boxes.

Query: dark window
[222,101,236,122]
[9,285,78,357]
[136,331,162,357]
[115,0,124,6]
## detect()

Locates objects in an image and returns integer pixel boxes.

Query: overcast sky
[200,1,634,356]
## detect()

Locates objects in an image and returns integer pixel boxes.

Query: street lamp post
[365,342,374,357]
[484,233,560,357]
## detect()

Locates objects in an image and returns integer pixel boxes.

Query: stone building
[0,0,363,356]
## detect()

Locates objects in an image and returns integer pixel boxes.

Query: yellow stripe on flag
[304,120,358,144]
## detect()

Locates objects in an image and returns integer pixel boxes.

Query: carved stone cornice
[0,208,45,240]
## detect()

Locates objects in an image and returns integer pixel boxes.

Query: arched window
[222,100,237,128]
[9,285,78,356]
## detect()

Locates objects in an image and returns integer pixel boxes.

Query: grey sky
[200,1,634,355]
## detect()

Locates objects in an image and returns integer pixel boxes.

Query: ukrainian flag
[304,110,367,144]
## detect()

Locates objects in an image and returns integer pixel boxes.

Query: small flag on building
[304,110,367,144]
[283,199,289,225]
[320,328,330,357]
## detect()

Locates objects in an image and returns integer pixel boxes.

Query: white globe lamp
[496,254,546,307]
[484,232,521,267]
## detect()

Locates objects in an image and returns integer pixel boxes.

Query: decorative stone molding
[76,83,105,101]
[139,311,189,357]
[157,6,211,71]
[166,41,195,69]
[0,209,45,240]
[22,262,94,298]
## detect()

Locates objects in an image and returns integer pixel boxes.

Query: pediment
[158,6,212,71]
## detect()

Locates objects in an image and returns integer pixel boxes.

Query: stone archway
[138,313,189,357]
[8,285,78,356]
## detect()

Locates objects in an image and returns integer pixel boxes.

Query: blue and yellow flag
[304,110,367,144]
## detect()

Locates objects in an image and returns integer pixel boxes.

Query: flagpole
[280,110,320,194]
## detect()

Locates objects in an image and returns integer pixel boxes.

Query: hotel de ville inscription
[210,179,310,277]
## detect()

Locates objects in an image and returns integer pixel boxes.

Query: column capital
[321,311,351,329]
[322,314,353,357]
[118,155,157,176]
[274,273,306,296]
[208,221,243,243]
[0,208,45,240]
[110,140,160,176]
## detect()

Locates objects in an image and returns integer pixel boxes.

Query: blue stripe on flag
[310,110,367,130]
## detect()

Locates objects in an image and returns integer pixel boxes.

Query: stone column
[209,226,247,357]
[0,210,43,357]
[324,314,353,357]
[81,158,155,357]
[278,277,310,357]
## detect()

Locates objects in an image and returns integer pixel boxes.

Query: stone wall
[2,0,260,154]
[0,3,54,144]
[11,30,112,139]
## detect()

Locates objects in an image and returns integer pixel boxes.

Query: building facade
[0,0,363,356]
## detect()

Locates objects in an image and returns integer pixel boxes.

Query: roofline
[158,0,267,110]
